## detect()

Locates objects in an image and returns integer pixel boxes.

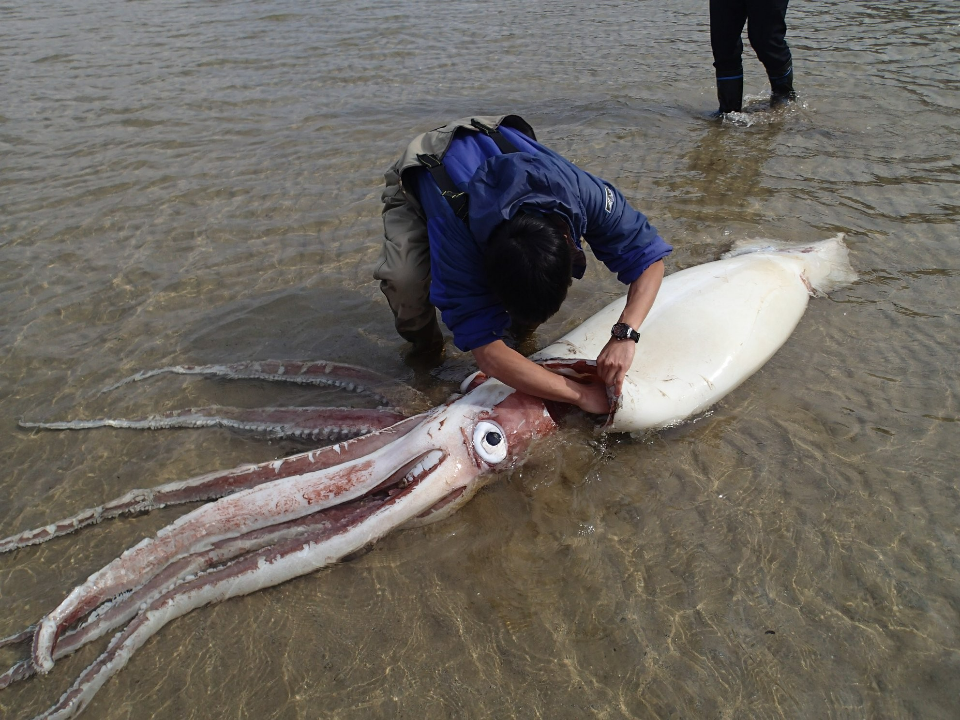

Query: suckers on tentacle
[97,360,431,412]
[19,406,409,442]
[0,415,425,555]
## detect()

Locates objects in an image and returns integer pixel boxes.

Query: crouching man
[374,115,672,415]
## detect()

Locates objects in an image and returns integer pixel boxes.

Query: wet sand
[1,1,959,717]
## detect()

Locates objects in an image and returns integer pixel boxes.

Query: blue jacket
[415,126,672,351]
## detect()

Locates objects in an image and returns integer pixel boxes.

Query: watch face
[612,323,638,342]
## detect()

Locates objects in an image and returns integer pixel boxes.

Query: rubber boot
[769,66,796,107]
[715,75,744,115]
[400,315,444,355]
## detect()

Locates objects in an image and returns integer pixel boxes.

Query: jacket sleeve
[577,169,672,284]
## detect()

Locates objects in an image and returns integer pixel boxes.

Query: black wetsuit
[710,0,794,112]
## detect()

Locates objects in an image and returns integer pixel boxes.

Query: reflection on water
[1,0,959,718]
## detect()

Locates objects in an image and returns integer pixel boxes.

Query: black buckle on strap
[469,119,497,134]
[416,153,442,169]
[417,153,469,220]
[470,119,518,154]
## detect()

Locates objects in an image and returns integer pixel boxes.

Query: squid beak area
[274,448,460,560]
[230,451,452,558]
[368,449,446,499]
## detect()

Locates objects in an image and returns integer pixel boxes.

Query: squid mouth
[368,449,446,499]
[353,448,469,527]
[305,448,450,538]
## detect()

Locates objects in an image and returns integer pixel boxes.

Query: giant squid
[0,237,856,719]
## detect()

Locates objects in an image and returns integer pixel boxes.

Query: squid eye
[473,421,508,465]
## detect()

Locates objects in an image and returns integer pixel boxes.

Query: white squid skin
[5,236,856,720]
[535,234,857,432]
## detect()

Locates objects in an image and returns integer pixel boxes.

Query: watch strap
[611,322,640,343]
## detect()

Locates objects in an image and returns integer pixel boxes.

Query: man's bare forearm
[619,260,664,331]
[596,259,665,392]
[472,341,609,413]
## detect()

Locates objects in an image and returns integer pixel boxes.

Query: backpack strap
[416,152,469,220]
[417,118,522,222]
[469,118,520,154]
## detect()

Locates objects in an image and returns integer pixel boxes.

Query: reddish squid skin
[12,376,560,720]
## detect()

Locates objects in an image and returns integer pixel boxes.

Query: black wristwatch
[611,322,640,343]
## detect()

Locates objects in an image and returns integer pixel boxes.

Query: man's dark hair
[483,212,573,326]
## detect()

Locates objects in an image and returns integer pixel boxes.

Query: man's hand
[473,340,610,415]
[595,260,664,396]
[573,376,612,415]
[597,337,636,396]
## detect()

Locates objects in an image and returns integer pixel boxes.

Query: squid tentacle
[0,414,425,555]
[0,627,34,649]
[19,405,409,442]
[0,660,31,692]
[31,454,446,720]
[30,414,440,673]
[2,501,387,692]
[97,360,431,412]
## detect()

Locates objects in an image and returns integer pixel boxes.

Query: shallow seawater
[1,0,958,718]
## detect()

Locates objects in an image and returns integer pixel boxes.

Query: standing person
[374,115,672,415]
[710,0,796,114]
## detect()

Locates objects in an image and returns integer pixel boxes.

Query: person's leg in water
[710,0,748,114]
[747,0,795,107]
[401,313,444,355]
[375,239,445,356]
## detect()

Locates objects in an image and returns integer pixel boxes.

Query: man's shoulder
[392,115,535,174]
